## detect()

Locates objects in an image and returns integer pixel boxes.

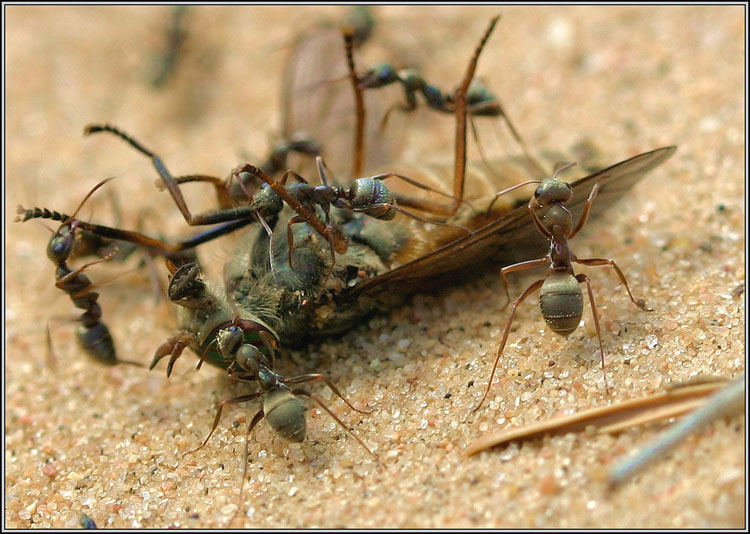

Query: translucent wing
[281,17,406,180]
[345,146,677,298]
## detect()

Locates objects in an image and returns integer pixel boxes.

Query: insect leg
[498,257,551,309]
[485,179,541,216]
[45,323,57,371]
[355,203,471,233]
[291,389,375,457]
[365,172,472,218]
[575,273,609,391]
[21,208,252,257]
[229,408,266,527]
[155,173,230,209]
[184,392,262,456]
[569,182,600,238]
[474,277,544,413]
[575,258,652,311]
[150,331,195,376]
[283,373,372,414]
[54,248,119,289]
[343,28,365,177]
[85,124,257,225]
[233,164,349,255]
[285,215,308,269]
[451,16,500,217]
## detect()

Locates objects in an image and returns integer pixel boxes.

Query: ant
[356,55,546,178]
[156,260,375,524]
[16,178,141,366]
[474,162,652,412]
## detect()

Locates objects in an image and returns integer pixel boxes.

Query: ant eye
[228,325,240,333]
[535,186,544,197]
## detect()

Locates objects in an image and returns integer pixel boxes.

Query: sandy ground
[5,5,745,529]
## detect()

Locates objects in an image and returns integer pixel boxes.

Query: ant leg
[575,258,652,311]
[569,182,600,238]
[528,198,553,241]
[184,392,262,456]
[284,373,372,414]
[258,330,278,369]
[54,248,119,288]
[354,204,471,233]
[575,273,609,392]
[372,172,469,214]
[498,257,551,310]
[343,28,365,177]
[319,229,337,295]
[451,16,500,217]
[156,173,230,209]
[85,124,256,225]
[474,277,544,413]
[233,164,348,255]
[256,211,280,283]
[286,215,307,269]
[45,323,58,372]
[228,408,266,527]
[150,331,195,376]
[479,97,547,178]
[292,389,375,457]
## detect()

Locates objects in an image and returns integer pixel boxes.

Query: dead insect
[19,15,675,383]
[157,259,375,524]
[473,161,653,412]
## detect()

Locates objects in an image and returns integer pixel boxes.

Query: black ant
[16,178,141,366]
[474,162,652,411]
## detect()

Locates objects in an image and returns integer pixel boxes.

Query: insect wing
[345,146,677,298]
[281,19,407,179]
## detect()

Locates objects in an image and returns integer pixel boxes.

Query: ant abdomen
[76,322,118,366]
[539,272,584,336]
[349,178,396,220]
[264,389,307,443]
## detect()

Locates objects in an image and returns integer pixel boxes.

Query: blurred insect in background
[150,6,190,89]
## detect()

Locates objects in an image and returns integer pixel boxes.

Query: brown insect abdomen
[539,272,583,336]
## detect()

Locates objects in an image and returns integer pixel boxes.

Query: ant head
[45,176,116,263]
[533,162,576,207]
[215,318,276,373]
[46,220,78,262]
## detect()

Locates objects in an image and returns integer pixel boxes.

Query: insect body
[16,178,142,366]
[359,63,500,116]
[473,163,654,412]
